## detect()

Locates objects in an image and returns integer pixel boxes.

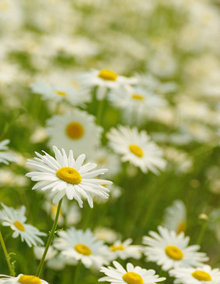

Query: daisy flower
[0,274,49,284]
[46,110,103,156]
[107,126,166,174]
[162,200,187,234]
[87,147,121,179]
[53,227,110,268]
[142,226,208,271]
[0,203,46,247]
[108,238,142,261]
[109,85,167,124]
[99,261,166,284]
[31,75,90,106]
[94,227,119,243]
[170,265,220,284]
[26,146,112,207]
[34,246,57,262]
[136,73,177,94]
[77,69,137,100]
[34,246,67,270]
[0,139,15,164]
[43,196,81,226]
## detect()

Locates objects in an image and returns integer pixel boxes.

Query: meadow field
[0,1,220,283]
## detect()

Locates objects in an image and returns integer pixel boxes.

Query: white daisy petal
[26,146,112,207]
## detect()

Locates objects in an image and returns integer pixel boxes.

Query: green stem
[36,198,63,277]
[0,230,15,276]
[96,99,105,125]
[197,221,208,246]
[73,261,82,284]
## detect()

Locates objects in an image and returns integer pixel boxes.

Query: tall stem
[197,219,208,246]
[36,198,63,277]
[96,99,105,125]
[0,230,15,276]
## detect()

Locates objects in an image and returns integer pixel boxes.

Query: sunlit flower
[170,265,220,284]
[0,274,49,284]
[26,146,112,207]
[107,126,166,174]
[46,110,102,156]
[0,203,46,247]
[43,197,81,226]
[109,85,167,124]
[34,245,57,262]
[54,227,109,268]
[99,260,166,284]
[142,226,208,271]
[108,238,142,261]
[0,139,14,164]
[77,69,137,100]
[162,200,187,234]
[94,227,119,243]
[87,147,121,179]
[33,246,67,271]
[31,75,90,106]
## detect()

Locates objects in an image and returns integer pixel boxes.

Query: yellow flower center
[56,167,81,184]
[132,93,144,101]
[192,270,212,281]
[165,245,184,260]
[65,122,84,139]
[98,69,118,81]
[177,221,186,234]
[129,144,144,157]
[18,275,42,284]
[14,221,25,232]
[122,272,143,284]
[74,244,92,255]
[56,90,67,96]
[110,245,124,251]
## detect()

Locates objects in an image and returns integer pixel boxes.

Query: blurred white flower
[108,238,142,261]
[77,69,137,100]
[0,139,15,164]
[162,200,187,234]
[46,110,102,156]
[0,203,46,247]
[54,227,109,269]
[107,126,166,174]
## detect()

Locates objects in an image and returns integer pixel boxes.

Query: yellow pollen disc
[56,167,81,184]
[75,244,92,255]
[97,157,106,165]
[165,245,184,260]
[14,221,25,232]
[56,90,67,96]
[110,245,124,251]
[129,144,144,157]
[122,272,143,284]
[132,93,144,101]
[18,275,42,284]
[98,69,117,81]
[192,270,212,281]
[177,221,186,234]
[65,122,84,140]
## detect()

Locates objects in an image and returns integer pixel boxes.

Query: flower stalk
[36,198,63,277]
[0,230,15,276]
